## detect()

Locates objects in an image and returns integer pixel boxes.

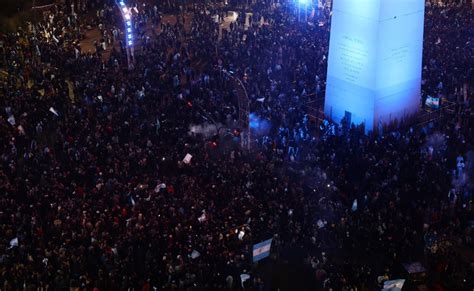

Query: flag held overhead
[382,279,405,291]
[252,238,273,263]
[9,237,18,249]
[49,107,59,117]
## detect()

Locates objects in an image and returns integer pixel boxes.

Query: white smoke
[422,132,447,157]
[454,150,474,190]
[188,122,224,138]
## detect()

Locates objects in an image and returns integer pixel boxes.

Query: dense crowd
[0,0,473,290]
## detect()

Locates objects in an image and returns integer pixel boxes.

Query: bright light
[298,0,309,5]
[117,1,134,48]
[230,11,238,22]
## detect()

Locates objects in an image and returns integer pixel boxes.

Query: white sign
[183,153,193,164]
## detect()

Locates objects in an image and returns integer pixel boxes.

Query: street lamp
[116,0,134,69]
[296,0,310,22]
[222,69,251,150]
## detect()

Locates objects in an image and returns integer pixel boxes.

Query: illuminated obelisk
[324,0,425,132]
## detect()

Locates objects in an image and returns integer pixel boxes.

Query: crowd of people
[0,0,473,290]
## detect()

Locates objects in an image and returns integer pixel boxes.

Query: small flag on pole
[49,107,59,116]
[252,238,272,262]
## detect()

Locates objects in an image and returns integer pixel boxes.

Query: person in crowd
[0,0,472,290]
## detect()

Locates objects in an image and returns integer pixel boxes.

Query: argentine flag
[252,238,273,263]
[382,279,405,291]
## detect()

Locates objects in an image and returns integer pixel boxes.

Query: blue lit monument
[324,0,425,132]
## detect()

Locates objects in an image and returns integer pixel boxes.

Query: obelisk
[324,0,425,132]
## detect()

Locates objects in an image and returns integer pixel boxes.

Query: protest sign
[183,153,193,164]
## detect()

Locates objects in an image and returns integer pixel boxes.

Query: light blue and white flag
[352,199,358,212]
[382,279,405,291]
[9,237,18,249]
[253,238,273,262]
[240,274,250,288]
